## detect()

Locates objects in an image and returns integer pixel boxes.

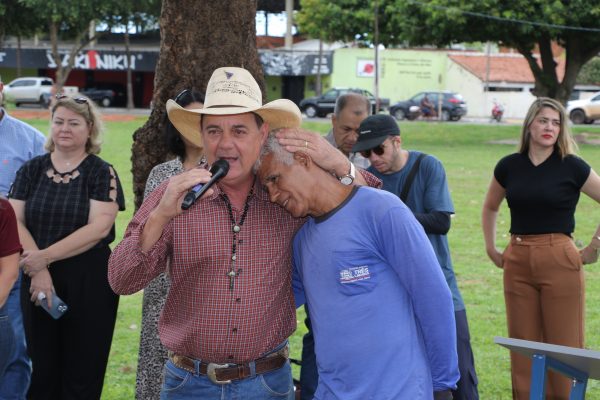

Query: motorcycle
[407,105,438,120]
[491,101,504,122]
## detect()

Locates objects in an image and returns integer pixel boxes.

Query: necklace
[220,181,255,291]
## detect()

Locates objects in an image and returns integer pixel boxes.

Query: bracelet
[591,236,600,252]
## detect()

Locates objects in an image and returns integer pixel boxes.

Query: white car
[3,77,54,107]
[567,91,600,124]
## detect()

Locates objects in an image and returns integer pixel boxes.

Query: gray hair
[333,92,372,117]
[254,130,294,173]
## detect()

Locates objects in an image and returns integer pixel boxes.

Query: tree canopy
[297,0,600,103]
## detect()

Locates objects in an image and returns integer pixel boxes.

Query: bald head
[333,93,372,118]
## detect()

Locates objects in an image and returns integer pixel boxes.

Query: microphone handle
[180,170,225,210]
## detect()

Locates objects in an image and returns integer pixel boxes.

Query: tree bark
[130,0,264,210]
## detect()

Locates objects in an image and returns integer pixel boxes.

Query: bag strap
[400,153,426,203]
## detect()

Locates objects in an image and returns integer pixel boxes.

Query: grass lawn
[20,114,600,399]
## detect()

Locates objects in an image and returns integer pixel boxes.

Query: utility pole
[285,0,293,49]
[374,0,380,113]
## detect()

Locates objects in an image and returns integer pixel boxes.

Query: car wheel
[441,110,451,121]
[101,97,112,107]
[451,116,461,122]
[584,119,595,125]
[304,105,318,118]
[393,108,406,120]
[570,109,586,125]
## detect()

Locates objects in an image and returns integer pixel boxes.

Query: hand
[580,245,599,265]
[29,268,54,307]
[20,249,50,277]
[155,167,213,219]
[275,128,350,177]
[487,247,504,269]
[433,389,453,400]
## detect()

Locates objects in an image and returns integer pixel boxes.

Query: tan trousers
[503,233,584,400]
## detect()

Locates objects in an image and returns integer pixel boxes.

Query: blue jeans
[0,271,31,399]
[0,305,15,379]
[160,352,294,400]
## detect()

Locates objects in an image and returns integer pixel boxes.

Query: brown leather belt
[169,346,289,385]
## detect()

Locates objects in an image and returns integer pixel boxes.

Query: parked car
[80,88,116,107]
[80,83,127,107]
[2,77,54,107]
[390,91,467,121]
[566,91,600,124]
[299,88,390,118]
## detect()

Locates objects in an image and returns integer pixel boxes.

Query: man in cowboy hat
[108,67,378,399]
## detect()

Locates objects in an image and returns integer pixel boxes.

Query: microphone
[181,159,230,210]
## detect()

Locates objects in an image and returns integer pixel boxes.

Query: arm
[380,207,459,392]
[19,200,119,275]
[414,211,451,235]
[413,158,453,235]
[0,253,19,307]
[8,199,55,305]
[580,169,600,264]
[108,167,211,294]
[482,177,506,268]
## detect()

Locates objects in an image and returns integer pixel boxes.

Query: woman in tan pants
[482,97,600,400]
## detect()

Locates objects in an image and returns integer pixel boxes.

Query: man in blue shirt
[351,114,479,400]
[257,135,459,400]
[0,76,46,398]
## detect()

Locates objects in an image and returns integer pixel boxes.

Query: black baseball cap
[351,114,400,152]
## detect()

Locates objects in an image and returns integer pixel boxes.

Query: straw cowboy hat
[166,67,302,147]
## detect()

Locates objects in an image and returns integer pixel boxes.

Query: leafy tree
[577,58,600,86]
[297,0,600,104]
[131,0,263,209]
[19,0,123,92]
[0,0,45,75]
[103,0,161,109]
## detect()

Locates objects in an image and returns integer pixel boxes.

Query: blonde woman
[482,97,600,399]
[9,94,125,399]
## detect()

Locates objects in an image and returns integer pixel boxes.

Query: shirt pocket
[333,250,378,296]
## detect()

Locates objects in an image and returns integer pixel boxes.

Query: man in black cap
[352,114,479,400]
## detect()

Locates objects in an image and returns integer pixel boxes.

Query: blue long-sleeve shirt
[292,187,459,400]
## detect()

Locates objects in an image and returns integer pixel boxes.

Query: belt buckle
[206,363,231,385]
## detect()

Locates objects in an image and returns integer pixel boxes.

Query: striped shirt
[108,179,302,363]
[109,172,381,364]
[0,108,46,196]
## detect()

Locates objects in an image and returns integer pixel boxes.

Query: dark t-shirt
[0,198,22,257]
[9,153,125,249]
[494,151,590,235]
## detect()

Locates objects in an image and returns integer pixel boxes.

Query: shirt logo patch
[339,266,371,284]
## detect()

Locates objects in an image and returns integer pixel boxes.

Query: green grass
[21,115,600,399]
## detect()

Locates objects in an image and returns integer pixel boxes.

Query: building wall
[331,48,449,104]
[446,59,536,119]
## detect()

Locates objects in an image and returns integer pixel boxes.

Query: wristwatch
[339,162,356,185]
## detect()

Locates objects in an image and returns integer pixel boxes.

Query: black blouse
[494,151,590,235]
[9,153,125,250]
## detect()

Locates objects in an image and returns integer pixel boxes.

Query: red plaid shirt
[109,173,380,364]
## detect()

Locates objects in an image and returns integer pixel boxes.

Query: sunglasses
[359,142,387,158]
[55,93,89,105]
[174,89,190,104]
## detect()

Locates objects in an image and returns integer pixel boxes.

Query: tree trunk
[124,28,135,110]
[130,0,263,210]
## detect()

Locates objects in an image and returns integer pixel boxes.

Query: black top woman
[482,97,600,399]
[9,94,125,400]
